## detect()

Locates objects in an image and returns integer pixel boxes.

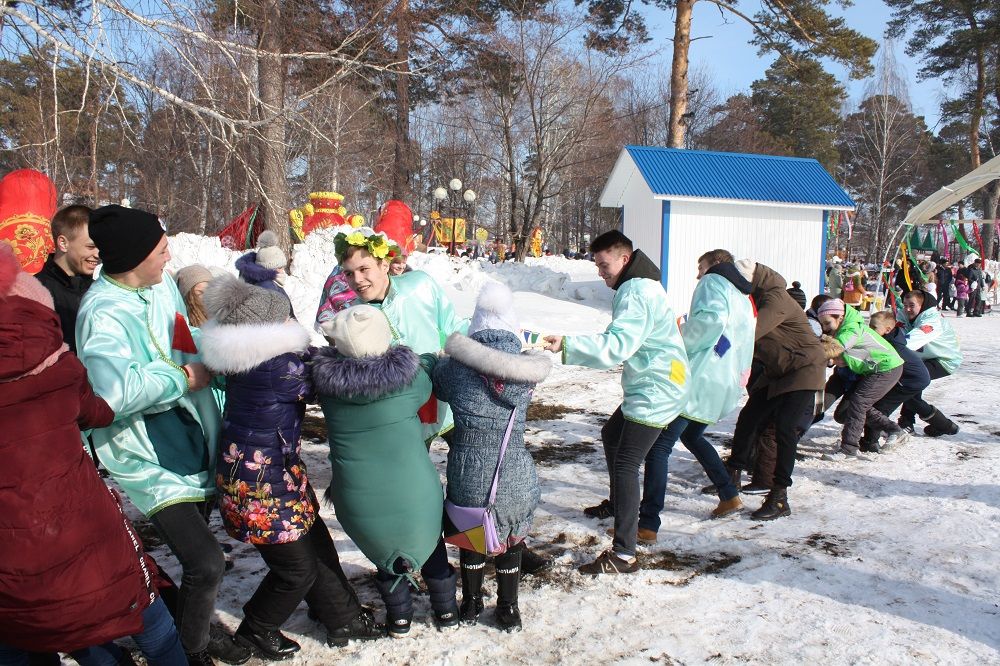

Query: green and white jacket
[562,251,689,428]
[77,272,221,517]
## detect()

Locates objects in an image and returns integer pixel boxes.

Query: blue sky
[640,0,950,130]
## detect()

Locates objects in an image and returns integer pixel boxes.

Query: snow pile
[167,229,609,329]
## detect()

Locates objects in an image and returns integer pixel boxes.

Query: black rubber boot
[374,576,414,638]
[459,551,486,625]
[923,408,960,437]
[234,619,301,660]
[494,549,522,633]
[425,568,460,631]
[751,487,791,521]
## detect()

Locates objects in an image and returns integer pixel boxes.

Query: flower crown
[333,227,401,261]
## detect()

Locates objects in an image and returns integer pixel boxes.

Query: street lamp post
[433,179,476,256]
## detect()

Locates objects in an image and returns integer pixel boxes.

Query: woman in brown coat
[725,262,827,520]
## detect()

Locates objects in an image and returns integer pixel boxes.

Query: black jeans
[730,389,815,489]
[900,358,951,425]
[150,501,226,654]
[245,515,361,633]
[601,406,664,558]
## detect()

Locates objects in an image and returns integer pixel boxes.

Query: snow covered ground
[149,234,999,665]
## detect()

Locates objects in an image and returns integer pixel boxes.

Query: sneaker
[881,429,910,451]
[583,499,614,519]
[605,527,658,544]
[327,609,384,647]
[578,550,639,575]
[822,446,865,462]
[740,482,771,495]
[711,496,743,518]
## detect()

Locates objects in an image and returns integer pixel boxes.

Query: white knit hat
[323,305,392,358]
[469,282,520,336]
[256,229,287,270]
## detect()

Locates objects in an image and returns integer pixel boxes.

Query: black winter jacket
[33,254,93,352]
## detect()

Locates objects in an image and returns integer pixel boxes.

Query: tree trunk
[391,0,410,200]
[667,0,695,148]
[257,0,291,253]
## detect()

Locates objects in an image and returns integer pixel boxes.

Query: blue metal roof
[625,145,855,208]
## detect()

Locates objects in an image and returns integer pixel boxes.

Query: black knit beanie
[89,205,165,274]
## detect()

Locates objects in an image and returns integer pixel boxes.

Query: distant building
[600,145,855,314]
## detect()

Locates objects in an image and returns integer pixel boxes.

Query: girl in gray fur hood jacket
[431,282,551,633]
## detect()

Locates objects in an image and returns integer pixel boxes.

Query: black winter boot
[234,619,301,660]
[726,464,742,492]
[494,549,522,633]
[206,626,251,665]
[459,551,486,625]
[751,487,791,521]
[425,568,461,630]
[897,406,916,434]
[923,408,960,437]
[374,576,414,638]
[326,608,384,647]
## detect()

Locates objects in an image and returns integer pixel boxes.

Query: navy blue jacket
[235,251,295,317]
[200,318,316,545]
[883,327,931,393]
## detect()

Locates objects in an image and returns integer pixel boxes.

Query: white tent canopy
[902,152,1000,226]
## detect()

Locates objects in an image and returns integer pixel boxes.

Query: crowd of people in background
[0,200,978,663]
[825,253,997,317]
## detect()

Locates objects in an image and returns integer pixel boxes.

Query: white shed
[599,146,855,315]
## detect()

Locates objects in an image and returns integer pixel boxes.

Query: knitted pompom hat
[203,273,289,326]
[469,281,519,336]
[322,305,392,358]
[256,229,287,270]
[0,243,55,310]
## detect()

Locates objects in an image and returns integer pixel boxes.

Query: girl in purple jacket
[200,275,382,660]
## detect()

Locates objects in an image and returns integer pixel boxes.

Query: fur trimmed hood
[444,331,551,385]
[311,344,420,400]
[200,319,311,374]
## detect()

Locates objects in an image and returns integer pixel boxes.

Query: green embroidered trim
[622,415,670,429]
[105,275,188,387]
[147,493,216,517]
[561,337,568,365]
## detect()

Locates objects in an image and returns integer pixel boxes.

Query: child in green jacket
[312,305,459,638]
[817,299,906,459]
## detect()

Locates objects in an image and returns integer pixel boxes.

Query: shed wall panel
[663,200,823,316]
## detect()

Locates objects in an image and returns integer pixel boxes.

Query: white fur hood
[199,319,311,374]
[444,332,552,384]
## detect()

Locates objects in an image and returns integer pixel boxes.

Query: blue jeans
[639,417,738,533]
[0,598,185,666]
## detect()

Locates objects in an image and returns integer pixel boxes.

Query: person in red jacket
[0,244,186,666]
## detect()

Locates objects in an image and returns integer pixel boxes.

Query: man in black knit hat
[77,205,251,666]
